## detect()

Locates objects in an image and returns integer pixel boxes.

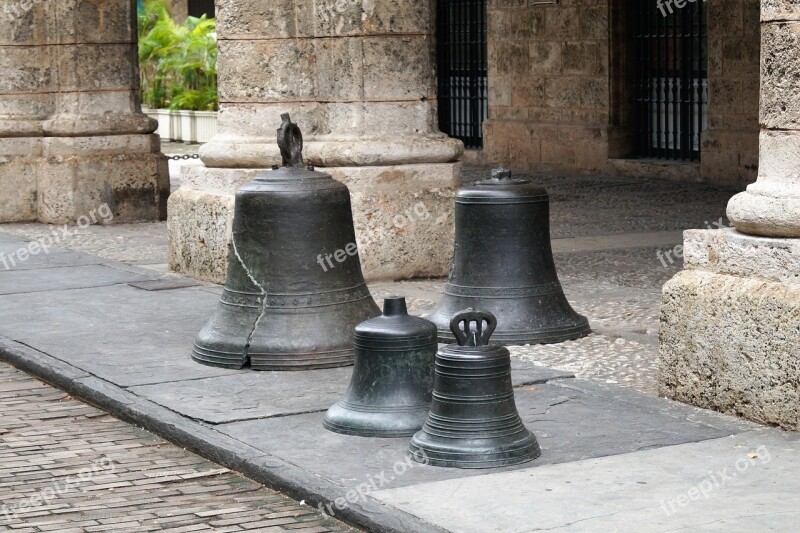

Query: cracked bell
[429,168,590,346]
[192,114,380,370]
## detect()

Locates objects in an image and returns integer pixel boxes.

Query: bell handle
[277,113,304,168]
[450,309,497,347]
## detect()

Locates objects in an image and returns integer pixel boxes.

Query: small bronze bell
[430,168,590,346]
[323,296,437,437]
[409,309,541,469]
[192,114,381,370]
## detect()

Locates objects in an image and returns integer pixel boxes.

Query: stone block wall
[482,0,610,174]
[480,0,760,187]
[199,0,460,168]
[169,0,189,21]
[701,0,761,186]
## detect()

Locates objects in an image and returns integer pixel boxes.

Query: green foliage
[137,0,218,111]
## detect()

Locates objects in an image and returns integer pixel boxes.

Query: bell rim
[322,419,422,438]
[407,436,541,469]
[249,359,354,371]
[323,403,430,438]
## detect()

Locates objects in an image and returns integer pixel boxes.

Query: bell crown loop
[469,167,536,190]
[491,167,513,181]
[450,309,497,347]
[278,113,304,168]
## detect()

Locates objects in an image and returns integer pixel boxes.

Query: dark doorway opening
[628,0,708,161]
[188,0,215,18]
[435,0,488,150]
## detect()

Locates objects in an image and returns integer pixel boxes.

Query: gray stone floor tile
[373,429,800,533]
[216,379,756,492]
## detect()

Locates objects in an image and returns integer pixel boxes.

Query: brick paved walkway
[0,362,358,533]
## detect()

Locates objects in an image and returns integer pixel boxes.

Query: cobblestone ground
[0,167,741,398]
[0,363,358,533]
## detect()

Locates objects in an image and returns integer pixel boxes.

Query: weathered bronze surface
[192,114,380,370]
[323,296,437,437]
[409,309,541,469]
[430,168,590,345]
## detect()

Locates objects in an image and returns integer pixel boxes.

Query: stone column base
[0,134,169,224]
[660,228,800,430]
[168,163,460,283]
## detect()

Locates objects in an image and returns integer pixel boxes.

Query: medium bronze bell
[430,168,590,345]
[323,296,437,437]
[409,309,541,469]
[192,114,380,370]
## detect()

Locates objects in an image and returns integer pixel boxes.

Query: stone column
[168,0,463,283]
[0,0,169,224]
[659,1,800,430]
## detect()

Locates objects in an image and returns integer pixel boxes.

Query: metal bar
[456,2,463,144]
[672,9,678,158]
[679,3,688,160]
[642,2,648,157]
[685,0,696,159]
[644,0,651,158]
[633,0,644,157]
[658,6,665,159]
[470,0,478,147]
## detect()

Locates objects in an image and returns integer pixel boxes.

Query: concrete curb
[0,336,450,533]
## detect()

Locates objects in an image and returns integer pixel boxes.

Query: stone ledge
[684,228,800,284]
[660,269,800,431]
[0,147,169,224]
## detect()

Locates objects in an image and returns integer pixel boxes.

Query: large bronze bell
[323,296,437,437]
[192,114,380,370]
[409,309,541,469]
[429,168,590,345]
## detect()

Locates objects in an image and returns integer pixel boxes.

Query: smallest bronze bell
[323,296,437,437]
[409,309,541,469]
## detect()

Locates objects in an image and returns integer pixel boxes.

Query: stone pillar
[168,0,463,282]
[0,0,169,224]
[169,0,189,21]
[727,2,800,236]
[659,1,800,430]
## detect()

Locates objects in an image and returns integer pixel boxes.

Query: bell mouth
[382,296,408,317]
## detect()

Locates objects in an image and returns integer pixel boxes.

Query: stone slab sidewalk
[1,231,797,532]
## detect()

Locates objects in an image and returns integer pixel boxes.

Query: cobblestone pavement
[0,362,358,533]
[0,168,742,398]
